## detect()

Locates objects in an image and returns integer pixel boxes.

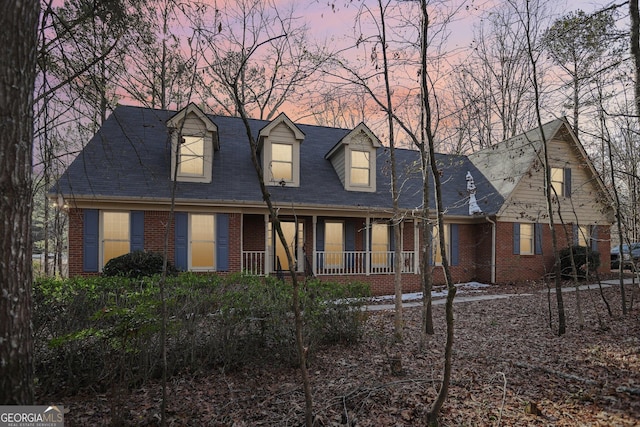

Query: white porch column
[264,213,270,276]
[365,216,370,275]
[312,215,317,275]
[414,219,420,273]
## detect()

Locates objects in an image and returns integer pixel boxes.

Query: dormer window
[179,136,205,176]
[325,123,381,192]
[167,103,219,184]
[350,149,371,186]
[259,113,305,187]
[271,142,293,182]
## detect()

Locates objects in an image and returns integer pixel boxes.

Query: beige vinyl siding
[330,148,346,187]
[498,137,610,224]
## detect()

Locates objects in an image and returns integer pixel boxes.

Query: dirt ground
[46,279,640,426]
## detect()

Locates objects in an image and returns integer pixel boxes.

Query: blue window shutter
[345,221,355,251]
[591,225,598,251]
[216,214,229,271]
[573,224,579,246]
[130,211,144,252]
[450,224,459,266]
[345,221,355,269]
[174,212,188,271]
[534,223,543,255]
[513,223,520,255]
[389,224,395,251]
[316,219,324,270]
[83,209,99,272]
[564,168,572,197]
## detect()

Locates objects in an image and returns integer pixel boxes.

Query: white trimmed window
[101,211,130,267]
[179,136,205,176]
[270,143,293,182]
[325,222,344,268]
[551,168,565,197]
[371,223,389,267]
[190,214,216,270]
[350,150,371,186]
[519,223,534,255]
[432,224,451,264]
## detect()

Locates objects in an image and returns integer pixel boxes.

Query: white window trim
[346,147,376,192]
[268,142,295,184]
[189,213,216,271]
[99,211,130,271]
[519,223,535,255]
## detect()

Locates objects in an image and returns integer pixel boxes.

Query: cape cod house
[52,103,614,295]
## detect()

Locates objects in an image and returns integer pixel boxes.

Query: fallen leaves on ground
[41,282,640,426]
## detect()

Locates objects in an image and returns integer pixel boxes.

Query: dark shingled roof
[52,105,505,216]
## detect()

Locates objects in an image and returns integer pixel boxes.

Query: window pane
[520,223,534,254]
[104,241,129,265]
[351,151,369,167]
[351,168,369,186]
[272,143,292,161]
[191,241,215,268]
[271,161,292,180]
[182,136,204,156]
[191,214,215,269]
[325,222,344,268]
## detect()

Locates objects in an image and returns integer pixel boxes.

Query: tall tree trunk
[0,0,39,405]
[377,0,404,343]
[419,2,456,425]
[631,0,640,118]
[519,0,566,335]
[419,0,434,340]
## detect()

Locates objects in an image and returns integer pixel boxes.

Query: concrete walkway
[365,278,638,312]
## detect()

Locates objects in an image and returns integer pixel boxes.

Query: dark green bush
[102,251,177,278]
[33,273,370,395]
[559,245,600,279]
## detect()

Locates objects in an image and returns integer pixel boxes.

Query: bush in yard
[32,273,370,395]
[102,251,177,278]
[559,245,600,279]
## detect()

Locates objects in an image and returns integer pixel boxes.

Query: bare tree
[196,2,315,423]
[193,0,319,120]
[0,0,40,405]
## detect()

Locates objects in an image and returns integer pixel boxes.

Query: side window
[432,224,451,264]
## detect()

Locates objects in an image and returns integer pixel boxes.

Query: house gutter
[485,215,496,284]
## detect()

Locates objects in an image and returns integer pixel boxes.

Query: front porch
[240,213,420,277]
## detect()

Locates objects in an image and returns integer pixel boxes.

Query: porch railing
[242,250,416,276]
[242,251,266,276]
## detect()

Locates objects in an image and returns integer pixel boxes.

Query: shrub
[559,245,600,279]
[102,251,176,278]
[32,274,370,395]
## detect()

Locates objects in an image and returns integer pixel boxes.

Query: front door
[271,221,304,272]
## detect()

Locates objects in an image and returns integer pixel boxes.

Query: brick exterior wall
[66,208,611,296]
